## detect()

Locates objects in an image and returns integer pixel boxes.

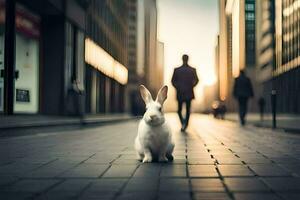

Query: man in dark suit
[233,70,254,126]
[171,54,199,131]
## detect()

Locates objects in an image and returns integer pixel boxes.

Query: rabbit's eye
[159,107,162,112]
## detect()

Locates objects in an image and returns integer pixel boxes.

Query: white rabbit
[135,85,174,163]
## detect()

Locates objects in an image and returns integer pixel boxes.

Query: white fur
[135,85,174,163]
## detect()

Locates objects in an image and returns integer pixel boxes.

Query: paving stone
[249,165,291,176]
[218,165,255,177]
[0,192,33,200]
[193,192,231,200]
[188,165,219,177]
[117,192,157,200]
[158,192,191,200]
[0,163,41,176]
[23,161,76,178]
[216,157,243,164]
[113,157,141,165]
[103,165,137,178]
[133,164,161,177]
[78,191,116,200]
[171,159,187,164]
[59,164,109,178]
[279,193,300,200]
[0,176,18,187]
[224,178,270,192]
[14,157,57,165]
[159,178,190,192]
[160,164,187,177]
[234,193,281,200]
[123,178,159,192]
[2,179,60,193]
[242,157,272,163]
[262,177,300,191]
[191,178,225,192]
[270,157,300,164]
[278,164,300,176]
[187,158,215,165]
[36,192,79,200]
[49,179,92,192]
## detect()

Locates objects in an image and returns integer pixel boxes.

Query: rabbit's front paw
[142,156,153,163]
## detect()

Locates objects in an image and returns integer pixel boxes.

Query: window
[246,12,255,21]
[245,4,255,11]
[246,22,255,30]
[247,33,255,40]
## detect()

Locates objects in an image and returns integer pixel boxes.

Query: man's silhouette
[233,70,254,126]
[171,54,199,131]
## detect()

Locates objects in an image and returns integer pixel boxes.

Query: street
[0,114,300,200]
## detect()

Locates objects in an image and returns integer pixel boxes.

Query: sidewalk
[225,113,300,133]
[0,114,138,137]
[0,114,299,200]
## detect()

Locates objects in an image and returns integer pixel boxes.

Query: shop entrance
[14,33,39,113]
[13,5,40,113]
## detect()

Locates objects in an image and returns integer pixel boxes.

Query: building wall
[144,0,158,95]
[137,0,146,78]
[85,0,129,114]
[256,0,274,84]
[272,0,300,113]
[156,41,164,89]
[218,0,228,102]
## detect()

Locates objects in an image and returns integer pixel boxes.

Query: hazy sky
[157,0,219,111]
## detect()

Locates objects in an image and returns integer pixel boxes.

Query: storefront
[1,0,87,116]
[14,4,40,113]
[84,38,127,114]
[1,0,40,114]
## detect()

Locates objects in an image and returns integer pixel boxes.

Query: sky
[157,0,219,111]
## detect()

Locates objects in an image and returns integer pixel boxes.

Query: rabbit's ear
[156,85,168,105]
[140,85,153,105]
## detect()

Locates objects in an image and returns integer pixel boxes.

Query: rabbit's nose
[150,115,157,120]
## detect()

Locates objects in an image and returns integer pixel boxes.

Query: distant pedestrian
[233,70,254,126]
[171,54,199,131]
[258,97,266,121]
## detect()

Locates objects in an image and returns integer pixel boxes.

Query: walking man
[171,54,199,131]
[233,70,254,126]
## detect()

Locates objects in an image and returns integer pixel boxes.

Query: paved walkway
[225,113,300,132]
[0,114,300,200]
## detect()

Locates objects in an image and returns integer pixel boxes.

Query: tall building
[136,0,161,95]
[124,0,161,115]
[144,0,159,95]
[255,0,275,112]
[255,0,300,114]
[273,0,300,113]
[218,0,258,112]
[125,0,139,113]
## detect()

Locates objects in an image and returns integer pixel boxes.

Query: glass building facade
[276,0,300,75]
[245,0,256,66]
[272,0,300,113]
